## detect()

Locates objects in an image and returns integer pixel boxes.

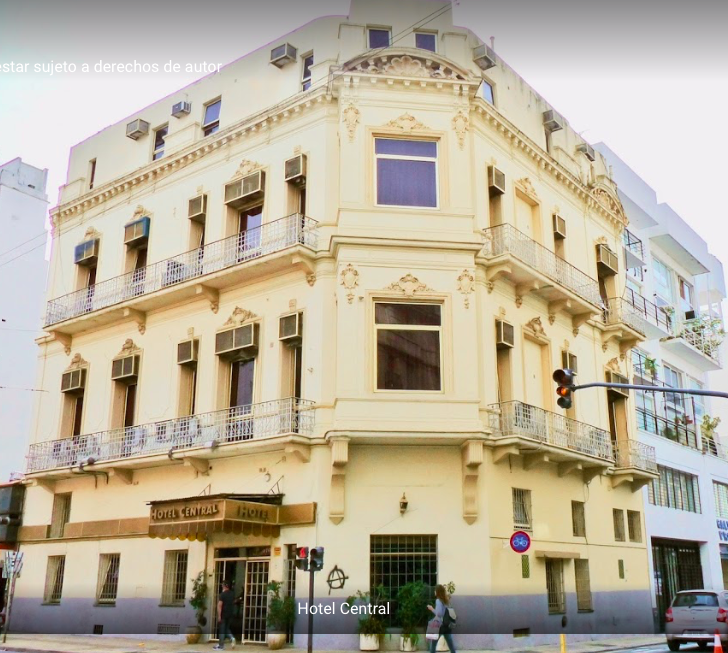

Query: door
[653,539,704,630]
[515,197,535,240]
[243,560,270,643]
[212,558,248,641]
[523,339,544,409]
[238,206,263,258]
[229,359,255,440]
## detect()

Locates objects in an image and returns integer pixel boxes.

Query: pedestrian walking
[213,580,237,650]
[427,584,456,653]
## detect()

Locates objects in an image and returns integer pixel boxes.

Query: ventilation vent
[93,625,104,635]
[157,624,181,635]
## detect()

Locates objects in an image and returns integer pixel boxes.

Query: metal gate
[652,539,704,630]
[243,560,270,643]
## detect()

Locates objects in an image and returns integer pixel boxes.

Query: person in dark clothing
[213,580,236,650]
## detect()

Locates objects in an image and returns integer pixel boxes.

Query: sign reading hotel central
[149,498,278,526]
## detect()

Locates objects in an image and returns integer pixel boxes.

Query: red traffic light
[296,546,309,559]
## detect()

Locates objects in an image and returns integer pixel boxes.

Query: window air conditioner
[270,43,298,68]
[177,339,199,365]
[495,320,514,349]
[188,194,207,222]
[224,171,265,208]
[472,44,496,71]
[542,110,564,132]
[171,101,192,118]
[284,155,307,185]
[596,244,619,276]
[606,371,629,398]
[61,368,86,393]
[553,214,567,240]
[215,323,259,360]
[73,239,99,266]
[684,309,697,321]
[561,351,578,374]
[124,217,150,247]
[126,119,150,140]
[279,312,303,345]
[488,166,506,197]
[576,143,596,162]
[111,355,139,382]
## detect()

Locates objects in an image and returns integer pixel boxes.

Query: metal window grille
[93,625,104,635]
[574,560,593,611]
[571,501,586,537]
[96,553,120,604]
[627,511,642,543]
[285,546,297,644]
[613,509,625,542]
[513,489,532,530]
[648,465,701,513]
[513,628,530,638]
[370,535,438,626]
[49,493,71,538]
[714,482,728,519]
[161,550,188,605]
[545,559,565,614]
[618,559,625,579]
[44,555,66,604]
[521,555,530,579]
[157,624,180,635]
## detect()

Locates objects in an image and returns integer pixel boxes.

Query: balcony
[487,401,614,480]
[622,228,645,269]
[25,398,314,478]
[612,440,658,490]
[662,316,723,372]
[45,214,318,334]
[601,291,671,350]
[636,407,698,449]
[481,224,602,329]
[702,436,728,461]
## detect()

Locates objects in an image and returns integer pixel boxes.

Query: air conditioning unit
[472,44,496,71]
[488,166,506,197]
[171,101,192,118]
[542,110,564,132]
[576,143,596,162]
[74,239,99,266]
[215,323,259,360]
[606,371,629,398]
[124,216,150,247]
[61,368,86,393]
[188,194,207,222]
[561,351,578,374]
[279,312,303,345]
[685,309,697,321]
[553,214,567,240]
[284,154,307,185]
[270,43,297,68]
[177,339,199,365]
[596,244,619,276]
[126,119,150,140]
[224,171,265,208]
[495,320,514,349]
[111,355,139,382]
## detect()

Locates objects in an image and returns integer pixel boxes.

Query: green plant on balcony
[679,314,725,357]
[702,415,721,438]
[643,357,658,379]
[662,425,677,441]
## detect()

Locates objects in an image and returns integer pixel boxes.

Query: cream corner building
[9,0,660,646]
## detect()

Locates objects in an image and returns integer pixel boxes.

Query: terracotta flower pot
[267,632,287,649]
[185,625,202,644]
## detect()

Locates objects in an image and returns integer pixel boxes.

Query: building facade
[597,143,728,631]
[10,1,661,646]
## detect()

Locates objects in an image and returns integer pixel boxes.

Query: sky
[0,0,727,479]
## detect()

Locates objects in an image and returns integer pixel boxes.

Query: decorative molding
[340,264,359,304]
[456,269,474,308]
[515,296,523,308]
[342,103,360,142]
[132,205,150,219]
[607,357,621,373]
[116,338,140,358]
[548,314,556,325]
[591,186,626,223]
[515,177,538,200]
[83,226,100,241]
[383,113,429,132]
[595,236,609,245]
[231,159,263,179]
[351,53,469,81]
[386,273,433,297]
[306,273,316,287]
[452,110,470,150]
[485,281,494,293]
[498,307,507,317]
[525,317,546,337]
[221,306,258,328]
[65,353,88,371]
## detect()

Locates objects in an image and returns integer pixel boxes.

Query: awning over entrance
[148,494,316,541]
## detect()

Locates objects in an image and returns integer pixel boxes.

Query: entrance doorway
[213,548,270,643]
[652,538,704,630]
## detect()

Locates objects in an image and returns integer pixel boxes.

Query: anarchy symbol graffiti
[326,565,349,595]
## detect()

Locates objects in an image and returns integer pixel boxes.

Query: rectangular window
[49,493,72,538]
[161,550,188,606]
[627,510,642,542]
[653,257,674,303]
[513,488,532,531]
[301,53,313,91]
[375,302,442,391]
[482,80,494,104]
[153,125,168,161]
[572,501,586,537]
[545,559,565,614]
[648,465,702,513]
[368,28,391,49]
[44,555,66,604]
[375,138,438,208]
[574,560,593,611]
[202,99,221,136]
[370,535,437,626]
[613,508,625,542]
[415,32,437,52]
[88,158,97,190]
[96,553,121,605]
[714,482,728,519]
[679,277,694,309]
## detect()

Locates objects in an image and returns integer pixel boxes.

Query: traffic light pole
[307,567,314,653]
[571,382,728,400]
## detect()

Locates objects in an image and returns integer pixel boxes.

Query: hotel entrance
[213,547,271,643]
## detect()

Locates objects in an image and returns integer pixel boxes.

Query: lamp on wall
[399,493,408,515]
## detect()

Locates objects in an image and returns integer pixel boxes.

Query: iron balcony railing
[622,228,644,261]
[614,440,657,474]
[45,214,318,326]
[702,436,728,460]
[624,288,672,332]
[636,407,698,449]
[482,224,602,308]
[678,317,723,363]
[488,401,614,461]
[26,398,314,474]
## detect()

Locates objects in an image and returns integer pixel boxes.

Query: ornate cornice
[344,49,474,82]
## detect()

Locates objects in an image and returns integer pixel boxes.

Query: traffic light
[310,546,324,572]
[295,546,309,571]
[553,368,576,409]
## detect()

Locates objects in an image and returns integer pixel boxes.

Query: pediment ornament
[591,187,626,222]
[222,306,258,328]
[384,113,429,132]
[516,178,538,199]
[525,317,546,337]
[386,273,433,297]
[351,53,468,81]
[232,160,263,179]
[117,338,140,357]
[65,353,88,371]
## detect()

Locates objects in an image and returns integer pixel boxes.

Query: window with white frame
[368,27,391,49]
[301,53,313,91]
[714,482,728,518]
[152,125,168,161]
[202,99,221,136]
[375,302,442,391]
[652,257,674,303]
[161,550,188,605]
[679,277,695,313]
[481,79,494,104]
[96,553,121,605]
[415,32,437,52]
[648,465,701,513]
[375,138,438,208]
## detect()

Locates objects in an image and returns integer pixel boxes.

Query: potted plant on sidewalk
[396,582,429,651]
[435,583,455,652]
[266,580,295,650]
[347,585,389,651]
[187,571,208,644]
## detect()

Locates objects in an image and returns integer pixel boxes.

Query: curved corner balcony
[612,440,658,491]
[487,401,614,481]
[25,398,314,479]
[481,224,602,330]
[662,317,723,372]
[600,292,671,352]
[45,214,318,335]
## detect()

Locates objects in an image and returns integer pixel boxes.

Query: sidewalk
[0,634,663,653]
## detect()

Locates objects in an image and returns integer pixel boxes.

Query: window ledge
[159,602,186,608]
[94,602,117,607]
[41,602,62,606]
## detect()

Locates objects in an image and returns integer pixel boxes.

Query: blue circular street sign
[510,531,531,553]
